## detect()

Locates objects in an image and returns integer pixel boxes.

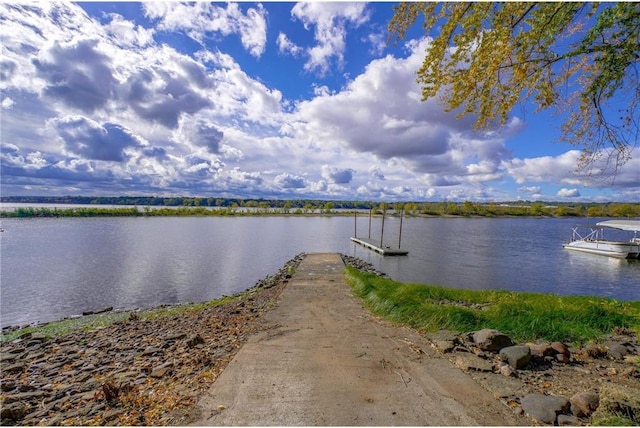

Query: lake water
[1,215,638,327]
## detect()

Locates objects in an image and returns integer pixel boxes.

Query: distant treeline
[1,196,639,218]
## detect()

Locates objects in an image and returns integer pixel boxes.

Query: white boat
[563,220,640,259]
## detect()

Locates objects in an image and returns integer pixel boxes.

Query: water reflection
[1,216,638,327]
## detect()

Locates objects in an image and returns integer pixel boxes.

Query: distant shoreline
[2,205,639,219]
[2,196,639,218]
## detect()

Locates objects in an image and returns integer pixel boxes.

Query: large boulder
[521,394,570,425]
[472,329,514,352]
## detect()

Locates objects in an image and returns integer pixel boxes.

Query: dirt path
[191,253,526,426]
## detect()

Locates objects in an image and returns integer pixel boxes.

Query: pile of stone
[340,254,387,277]
[0,253,306,426]
[426,328,639,426]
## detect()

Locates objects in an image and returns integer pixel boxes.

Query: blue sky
[1,2,638,202]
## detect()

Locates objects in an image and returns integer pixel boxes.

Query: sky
[1,2,638,202]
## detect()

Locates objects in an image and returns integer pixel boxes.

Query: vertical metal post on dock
[368,207,372,239]
[354,210,357,238]
[398,209,404,249]
[380,205,385,248]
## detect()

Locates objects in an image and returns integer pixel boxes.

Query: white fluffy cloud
[0,3,637,201]
[288,2,370,75]
[503,151,582,184]
[557,188,581,198]
[276,33,302,56]
[143,2,267,57]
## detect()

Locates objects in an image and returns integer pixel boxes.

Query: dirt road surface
[191,253,526,426]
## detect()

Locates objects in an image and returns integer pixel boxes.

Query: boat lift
[350,206,408,256]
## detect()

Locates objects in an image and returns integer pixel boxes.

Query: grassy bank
[345,267,640,344]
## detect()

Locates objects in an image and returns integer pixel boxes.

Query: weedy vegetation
[345,267,640,344]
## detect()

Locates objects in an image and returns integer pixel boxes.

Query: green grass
[591,414,636,426]
[345,266,640,344]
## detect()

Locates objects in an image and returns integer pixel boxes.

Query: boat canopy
[596,220,640,232]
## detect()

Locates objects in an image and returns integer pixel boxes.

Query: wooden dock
[350,237,409,256]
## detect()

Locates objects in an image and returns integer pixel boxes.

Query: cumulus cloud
[1,2,637,201]
[172,118,224,154]
[290,2,370,75]
[32,39,117,113]
[122,62,211,129]
[321,165,354,184]
[181,154,221,179]
[1,59,17,81]
[366,32,386,56]
[293,38,494,182]
[103,13,154,48]
[276,32,302,56]
[275,173,307,189]
[368,165,385,180]
[143,2,267,57]
[557,188,581,198]
[518,186,541,194]
[1,97,14,109]
[51,116,143,162]
[503,151,581,184]
[226,167,263,187]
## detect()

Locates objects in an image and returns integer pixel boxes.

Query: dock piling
[351,203,408,256]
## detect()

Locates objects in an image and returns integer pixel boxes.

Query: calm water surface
[1,216,638,327]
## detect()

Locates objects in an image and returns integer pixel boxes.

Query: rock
[0,353,17,363]
[80,390,98,401]
[83,306,113,316]
[88,403,106,416]
[432,340,456,353]
[30,332,47,341]
[151,362,174,378]
[150,366,171,378]
[499,345,531,369]
[141,346,161,357]
[81,379,101,392]
[499,364,516,377]
[555,353,570,364]
[165,332,187,341]
[18,382,38,392]
[3,390,46,403]
[597,383,640,424]
[425,330,460,353]
[454,354,494,372]
[557,414,580,425]
[4,362,25,374]
[472,329,514,352]
[102,409,122,422]
[0,402,29,420]
[1,379,17,392]
[551,342,570,356]
[606,342,629,359]
[584,343,607,358]
[528,342,555,358]
[521,393,570,425]
[570,391,600,417]
[187,334,205,348]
